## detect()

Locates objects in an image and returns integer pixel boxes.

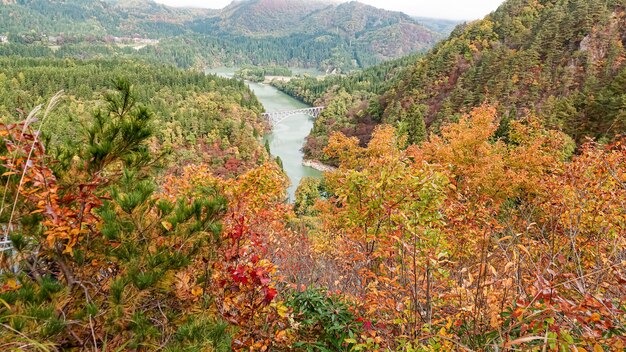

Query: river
[206,68,322,201]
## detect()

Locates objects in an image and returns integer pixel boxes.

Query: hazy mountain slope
[303,1,420,37]
[0,0,211,37]
[413,17,463,36]
[108,0,214,21]
[355,22,437,61]
[216,0,335,35]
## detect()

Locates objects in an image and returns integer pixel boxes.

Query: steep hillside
[300,0,626,163]
[310,2,439,62]
[203,0,435,38]
[304,2,426,38]
[355,22,436,62]
[382,0,626,142]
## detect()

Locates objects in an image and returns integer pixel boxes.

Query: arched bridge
[262,106,325,124]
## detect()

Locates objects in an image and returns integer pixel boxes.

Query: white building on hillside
[0,36,8,44]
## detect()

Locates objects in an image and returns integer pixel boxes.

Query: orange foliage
[313,105,625,350]
[3,105,624,351]
[161,163,296,350]
[0,122,104,280]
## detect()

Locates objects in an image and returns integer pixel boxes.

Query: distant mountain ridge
[0,0,211,36]
[215,0,336,35]
[214,0,424,35]
[413,17,463,36]
[0,0,454,70]
[194,0,442,62]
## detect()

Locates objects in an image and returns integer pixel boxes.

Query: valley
[208,67,322,201]
[0,0,624,351]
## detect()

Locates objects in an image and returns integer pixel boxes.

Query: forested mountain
[207,0,439,51]
[297,0,626,163]
[413,16,463,36]
[0,0,210,37]
[202,0,439,62]
[213,0,335,35]
[0,0,445,71]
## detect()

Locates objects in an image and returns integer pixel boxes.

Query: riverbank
[302,159,336,172]
[264,75,292,83]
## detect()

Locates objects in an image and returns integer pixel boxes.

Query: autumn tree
[309,105,624,350]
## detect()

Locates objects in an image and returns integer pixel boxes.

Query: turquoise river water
[206,68,322,201]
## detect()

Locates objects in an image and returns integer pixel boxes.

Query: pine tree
[405,103,428,145]
[0,81,230,349]
[264,139,271,154]
[275,155,284,170]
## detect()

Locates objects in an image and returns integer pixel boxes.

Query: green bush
[286,287,362,351]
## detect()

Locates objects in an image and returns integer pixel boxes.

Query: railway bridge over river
[261,106,325,124]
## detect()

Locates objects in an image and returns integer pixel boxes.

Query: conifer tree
[405,103,428,145]
[0,81,231,350]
